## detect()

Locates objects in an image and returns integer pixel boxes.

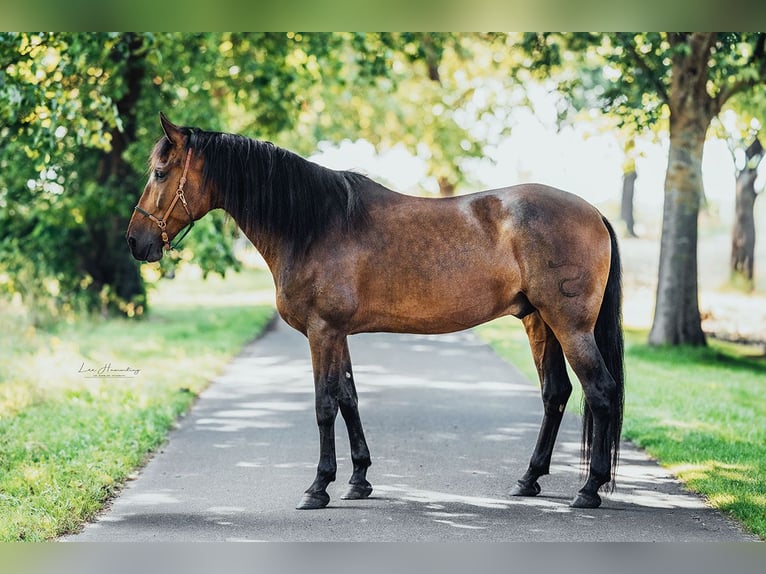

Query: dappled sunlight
[204,324,541,400]
[431,518,487,530]
[613,449,712,510]
[273,462,316,469]
[482,422,541,442]
[528,438,716,510]
[196,415,294,433]
[609,490,707,509]
[241,400,308,412]
[66,316,760,542]
[708,493,737,507]
[205,506,245,515]
[375,483,572,514]
[669,461,753,480]
[614,463,678,486]
[214,441,268,449]
[161,316,752,521]
[192,351,316,432]
[658,418,720,434]
[235,459,314,470]
[121,491,181,506]
[460,469,493,476]
[358,375,538,395]
[202,354,314,398]
[351,331,538,397]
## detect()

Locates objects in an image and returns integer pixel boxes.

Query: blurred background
[1,32,764,339]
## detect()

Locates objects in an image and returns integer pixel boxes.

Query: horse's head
[126,113,211,262]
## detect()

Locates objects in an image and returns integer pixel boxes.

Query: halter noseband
[134,147,195,251]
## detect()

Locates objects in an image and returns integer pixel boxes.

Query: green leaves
[3,31,527,323]
[516,33,766,133]
[13,33,758,322]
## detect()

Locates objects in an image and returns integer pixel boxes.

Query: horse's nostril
[127,235,137,252]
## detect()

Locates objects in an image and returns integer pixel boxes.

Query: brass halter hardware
[134,147,195,251]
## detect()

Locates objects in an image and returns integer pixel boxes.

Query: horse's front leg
[296,324,345,510]
[338,340,373,500]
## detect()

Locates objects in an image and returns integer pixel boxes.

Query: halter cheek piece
[134,147,195,251]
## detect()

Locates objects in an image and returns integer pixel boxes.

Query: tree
[1,34,203,317]
[648,33,766,345]
[731,136,764,288]
[275,33,514,197]
[615,124,664,239]
[1,33,383,318]
[518,32,766,345]
[0,33,148,319]
[2,32,501,319]
[715,91,766,290]
[620,153,639,237]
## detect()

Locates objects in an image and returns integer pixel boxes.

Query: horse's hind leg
[510,312,572,497]
[555,329,618,508]
[338,340,373,500]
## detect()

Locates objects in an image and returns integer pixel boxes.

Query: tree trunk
[438,176,456,197]
[648,126,707,346]
[620,169,638,237]
[649,34,716,346]
[730,137,763,289]
[81,33,147,316]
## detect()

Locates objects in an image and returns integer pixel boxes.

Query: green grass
[0,268,275,540]
[476,316,766,540]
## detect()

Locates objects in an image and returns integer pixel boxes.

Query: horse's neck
[227,175,396,289]
[239,225,289,278]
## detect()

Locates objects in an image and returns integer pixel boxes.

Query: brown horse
[127,114,624,510]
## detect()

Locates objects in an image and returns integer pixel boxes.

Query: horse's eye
[154,169,166,182]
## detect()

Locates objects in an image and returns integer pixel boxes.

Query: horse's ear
[159,112,184,146]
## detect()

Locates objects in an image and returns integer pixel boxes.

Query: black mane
[155,127,371,255]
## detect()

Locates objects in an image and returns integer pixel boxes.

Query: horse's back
[329,184,610,334]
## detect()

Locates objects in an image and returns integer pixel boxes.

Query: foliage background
[0,32,519,322]
[3,0,766,30]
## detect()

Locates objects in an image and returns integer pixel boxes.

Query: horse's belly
[351,273,517,335]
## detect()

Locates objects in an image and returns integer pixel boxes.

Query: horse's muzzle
[127,233,162,262]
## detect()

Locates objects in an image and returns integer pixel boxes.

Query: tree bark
[620,169,638,237]
[649,126,707,346]
[730,137,763,289]
[81,33,147,316]
[649,34,716,346]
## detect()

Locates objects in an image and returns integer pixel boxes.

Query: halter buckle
[178,189,189,209]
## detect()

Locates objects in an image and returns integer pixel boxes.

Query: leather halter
[134,148,194,251]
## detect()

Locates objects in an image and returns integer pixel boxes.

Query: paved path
[67,318,755,542]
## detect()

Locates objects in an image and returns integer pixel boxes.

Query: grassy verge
[0,268,275,541]
[476,316,766,540]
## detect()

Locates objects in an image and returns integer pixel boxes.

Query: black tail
[582,216,625,491]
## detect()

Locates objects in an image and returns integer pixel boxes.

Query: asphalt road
[66,318,755,542]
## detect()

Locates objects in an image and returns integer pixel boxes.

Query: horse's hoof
[341,483,373,500]
[509,480,541,497]
[296,491,330,510]
[570,491,602,509]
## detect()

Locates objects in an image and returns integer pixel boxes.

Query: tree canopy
[1,32,521,321]
[2,32,765,347]
[514,32,766,345]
